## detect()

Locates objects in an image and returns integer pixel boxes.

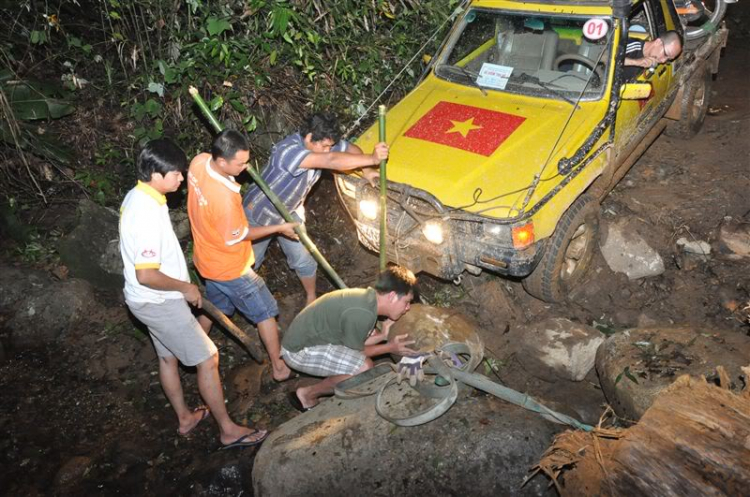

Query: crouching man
[119,138,267,448]
[283,265,419,410]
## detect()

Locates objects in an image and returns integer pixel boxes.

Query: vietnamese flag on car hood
[403,101,526,157]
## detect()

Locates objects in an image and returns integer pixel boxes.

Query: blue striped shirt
[243,133,348,226]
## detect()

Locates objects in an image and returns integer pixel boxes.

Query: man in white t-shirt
[119,138,267,449]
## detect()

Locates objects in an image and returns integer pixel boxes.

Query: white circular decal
[583,18,609,40]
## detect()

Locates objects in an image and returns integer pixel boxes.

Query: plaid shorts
[281,344,366,377]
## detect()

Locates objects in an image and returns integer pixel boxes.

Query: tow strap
[335,342,594,431]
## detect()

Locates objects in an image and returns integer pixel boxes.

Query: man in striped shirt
[623,30,682,80]
[243,113,389,305]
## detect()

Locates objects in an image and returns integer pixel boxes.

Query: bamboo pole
[378,105,387,272]
[188,86,347,290]
[202,299,264,363]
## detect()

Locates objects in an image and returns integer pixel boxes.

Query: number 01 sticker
[583,18,609,40]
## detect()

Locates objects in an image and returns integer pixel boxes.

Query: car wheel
[522,195,600,303]
[664,65,711,139]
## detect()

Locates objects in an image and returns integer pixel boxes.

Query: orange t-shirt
[187,153,254,281]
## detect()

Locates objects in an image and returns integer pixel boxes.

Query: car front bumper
[335,175,543,280]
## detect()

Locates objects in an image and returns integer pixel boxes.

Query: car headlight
[359,199,379,220]
[336,175,357,198]
[422,221,445,245]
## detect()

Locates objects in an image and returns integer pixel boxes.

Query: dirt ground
[2,7,750,496]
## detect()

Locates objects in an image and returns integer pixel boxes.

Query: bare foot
[178,406,210,436]
[220,425,268,446]
[295,387,318,410]
[272,361,293,382]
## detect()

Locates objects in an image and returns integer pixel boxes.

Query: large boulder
[58,199,124,290]
[517,318,604,382]
[0,266,97,348]
[388,304,482,354]
[253,387,559,496]
[596,327,750,420]
[599,218,664,280]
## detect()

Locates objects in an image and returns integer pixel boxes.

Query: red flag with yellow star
[404,102,526,157]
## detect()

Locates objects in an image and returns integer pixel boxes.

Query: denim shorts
[205,269,279,324]
[247,212,318,278]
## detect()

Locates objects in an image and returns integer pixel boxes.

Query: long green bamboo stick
[378,105,387,272]
[188,86,347,290]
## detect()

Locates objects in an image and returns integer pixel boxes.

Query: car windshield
[435,9,612,101]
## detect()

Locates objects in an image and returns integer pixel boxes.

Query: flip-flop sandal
[178,406,210,437]
[287,391,313,413]
[219,428,268,450]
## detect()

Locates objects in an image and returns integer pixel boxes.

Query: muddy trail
[2,11,750,497]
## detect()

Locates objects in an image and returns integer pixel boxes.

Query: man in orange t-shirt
[187,129,297,381]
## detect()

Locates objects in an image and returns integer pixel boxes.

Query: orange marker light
[512,222,535,249]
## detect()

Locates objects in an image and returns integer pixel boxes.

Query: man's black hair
[211,129,249,161]
[300,112,342,143]
[374,265,418,298]
[136,138,187,182]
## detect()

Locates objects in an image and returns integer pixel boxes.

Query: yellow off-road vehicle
[335,0,728,302]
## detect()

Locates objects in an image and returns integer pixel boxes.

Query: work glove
[437,349,464,369]
[396,353,431,387]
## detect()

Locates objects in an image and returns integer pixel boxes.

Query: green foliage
[615,366,639,385]
[100,0,455,136]
[2,76,74,121]
[0,71,74,164]
[74,169,117,206]
[483,357,504,376]
[14,229,60,264]
[1,0,456,203]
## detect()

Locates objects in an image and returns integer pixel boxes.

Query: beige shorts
[127,298,217,367]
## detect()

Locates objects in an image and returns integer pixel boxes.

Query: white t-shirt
[119,181,189,303]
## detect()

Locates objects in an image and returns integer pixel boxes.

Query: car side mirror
[422,54,432,64]
[620,82,652,100]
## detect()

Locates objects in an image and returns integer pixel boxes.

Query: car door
[614,0,674,156]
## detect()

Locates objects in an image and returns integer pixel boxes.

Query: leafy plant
[14,230,60,264]
[1,0,457,207]
[615,366,640,385]
[0,69,74,162]
[74,169,117,206]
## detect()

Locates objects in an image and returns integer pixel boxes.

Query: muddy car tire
[522,195,600,303]
[664,66,711,139]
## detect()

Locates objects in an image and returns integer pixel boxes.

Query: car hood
[357,77,607,218]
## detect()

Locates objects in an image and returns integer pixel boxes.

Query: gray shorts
[281,344,366,377]
[127,298,218,367]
